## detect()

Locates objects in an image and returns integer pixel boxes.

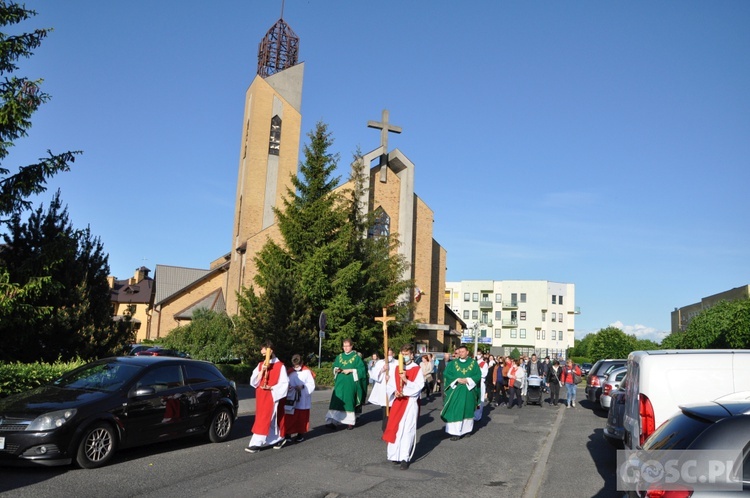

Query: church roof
[154,264,217,305]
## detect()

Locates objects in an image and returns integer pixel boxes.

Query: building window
[536,330,540,340]
[495,310,501,320]
[472,293,479,302]
[464,293,470,302]
[542,330,546,340]
[494,329,501,338]
[511,293,517,305]
[495,293,502,303]
[520,311,526,321]
[542,311,546,322]
[368,207,390,238]
[552,295,557,305]
[551,330,556,340]
[472,310,478,320]
[520,329,526,339]
[559,295,564,305]
[463,310,469,319]
[551,313,556,322]
[268,115,281,155]
[510,329,517,339]
[520,293,526,303]
[481,311,488,324]
[558,313,563,323]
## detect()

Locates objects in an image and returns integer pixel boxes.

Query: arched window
[269,115,281,155]
[368,207,390,238]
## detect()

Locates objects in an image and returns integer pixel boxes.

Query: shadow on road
[586,427,620,497]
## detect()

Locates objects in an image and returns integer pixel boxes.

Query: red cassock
[382,365,421,444]
[251,360,286,437]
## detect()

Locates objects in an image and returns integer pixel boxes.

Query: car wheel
[76,422,116,469]
[208,406,233,443]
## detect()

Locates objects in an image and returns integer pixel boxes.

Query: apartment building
[445,280,578,359]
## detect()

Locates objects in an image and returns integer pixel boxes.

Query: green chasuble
[328,351,368,413]
[440,358,481,423]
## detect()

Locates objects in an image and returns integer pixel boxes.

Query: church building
[149,16,453,352]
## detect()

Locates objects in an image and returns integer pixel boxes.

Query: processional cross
[374,307,396,415]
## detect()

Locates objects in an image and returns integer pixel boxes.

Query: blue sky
[7,1,749,342]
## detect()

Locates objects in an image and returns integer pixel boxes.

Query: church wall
[369,165,403,257]
[152,270,227,339]
[413,196,436,323]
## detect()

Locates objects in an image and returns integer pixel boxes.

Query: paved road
[0,386,621,498]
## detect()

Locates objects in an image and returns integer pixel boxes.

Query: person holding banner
[440,345,481,440]
[368,347,397,430]
[325,338,368,430]
[246,341,289,453]
[383,344,424,470]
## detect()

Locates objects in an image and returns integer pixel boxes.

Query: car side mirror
[133,387,156,397]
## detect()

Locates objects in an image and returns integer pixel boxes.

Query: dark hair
[342,338,353,346]
[291,354,302,366]
[261,340,274,350]
[401,344,414,354]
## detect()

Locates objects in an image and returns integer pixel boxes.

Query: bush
[311,362,334,388]
[571,357,592,365]
[0,359,85,397]
[215,363,253,385]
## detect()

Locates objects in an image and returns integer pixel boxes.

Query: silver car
[599,366,627,410]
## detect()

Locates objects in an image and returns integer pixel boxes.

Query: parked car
[623,349,750,450]
[0,356,238,468]
[627,399,750,496]
[127,344,153,356]
[599,366,627,410]
[603,385,627,448]
[580,362,593,376]
[585,359,627,404]
[135,347,190,358]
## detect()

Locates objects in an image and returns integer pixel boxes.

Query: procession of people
[244,335,578,470]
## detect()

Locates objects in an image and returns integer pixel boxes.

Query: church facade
[150,17,451,352]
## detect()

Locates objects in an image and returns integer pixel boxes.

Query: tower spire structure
[257,16,300,78]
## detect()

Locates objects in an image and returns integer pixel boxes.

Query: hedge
[0,359,86,398]
[0,360,337,399]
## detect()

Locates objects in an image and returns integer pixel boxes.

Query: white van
[622,349,750,449]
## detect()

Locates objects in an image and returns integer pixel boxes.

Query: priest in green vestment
[440,345,481,440]
[325,338,367,429]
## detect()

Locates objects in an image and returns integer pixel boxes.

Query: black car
[603,383,627,448]
[585,359,627,404]
[0,356,238,468]
[134,347,190,358]
[627,400,750,496]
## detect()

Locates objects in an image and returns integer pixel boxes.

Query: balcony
[502,319,518,328]
[479,300,493,310]
[502,301,518,309]
[567,307,582,315]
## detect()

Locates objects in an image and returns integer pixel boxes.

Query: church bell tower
[225,17,304,313]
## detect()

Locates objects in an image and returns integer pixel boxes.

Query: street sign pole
[318,312,327,369]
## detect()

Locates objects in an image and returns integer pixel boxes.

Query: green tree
[160,309,240,363]
[659,331,684,349]
[0,191,122,362]
[633,338,659,351]
[569,332,596,359]
[0,2,80,326]
[679,299,750,349]
[237,123,410,363]
[587,326,636,363]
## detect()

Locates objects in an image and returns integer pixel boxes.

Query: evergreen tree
[0,2,80,325]
[237,122,411,363]
[0,191,124,362]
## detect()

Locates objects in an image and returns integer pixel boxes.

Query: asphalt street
[0,386,621,498]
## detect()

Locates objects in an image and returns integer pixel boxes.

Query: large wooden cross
[367,109,402,182]
[374,307,396,415]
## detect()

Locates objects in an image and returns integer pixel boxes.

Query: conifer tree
[237,123,412,362]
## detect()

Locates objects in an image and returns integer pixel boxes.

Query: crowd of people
[244,340,582,470]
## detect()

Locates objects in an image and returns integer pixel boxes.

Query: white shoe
[572,401,576,407]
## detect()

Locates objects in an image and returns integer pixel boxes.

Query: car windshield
[53,362,143,392]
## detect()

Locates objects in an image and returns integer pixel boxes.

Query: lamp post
[472,321,480,357]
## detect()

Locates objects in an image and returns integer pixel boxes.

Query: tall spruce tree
[237,122,411,363]
[0,2,80,328]
[0,191,124,362]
